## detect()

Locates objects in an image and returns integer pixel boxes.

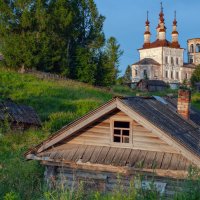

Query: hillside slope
[0,69,118,132]
[0,69,199,199]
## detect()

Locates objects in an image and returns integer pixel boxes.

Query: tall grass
[0,69,200,199]
[0,69,113,132]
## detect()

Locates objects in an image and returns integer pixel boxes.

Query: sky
[94,0,200,75]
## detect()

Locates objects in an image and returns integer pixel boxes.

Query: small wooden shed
[137,79,168,92]
[0,99,41,130]
[26,95,200,197]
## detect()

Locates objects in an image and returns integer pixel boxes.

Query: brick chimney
[177,89,191,120]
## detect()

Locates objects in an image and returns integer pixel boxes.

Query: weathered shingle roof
[38,144,192,171]
[133,58,161,66]
[164,97,200,127]
[26,96,200,167]
[121,97,200,158]
[0,100,41,126]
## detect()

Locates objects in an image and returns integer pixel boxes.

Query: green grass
[192,92,200,110]
[0,69,116,132]
[0,68,200,199]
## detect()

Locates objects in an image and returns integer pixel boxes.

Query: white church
[132,4,198,85]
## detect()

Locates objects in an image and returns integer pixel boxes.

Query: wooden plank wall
[44,166,183,199]
[66,109,178,153]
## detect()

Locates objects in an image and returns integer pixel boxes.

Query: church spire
[171,11,180,48]
[158,2,166,41]
[143,11,151,48]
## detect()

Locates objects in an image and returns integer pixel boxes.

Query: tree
[74,0,106,83]
[98,37,123,86]
[123,65,132,84]
[191,65,200,86]
[0,0,123,86]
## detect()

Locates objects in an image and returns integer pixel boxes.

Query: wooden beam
[40,159,188,179]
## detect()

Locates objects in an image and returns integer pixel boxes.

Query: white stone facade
[188,38,200,65]
[132,47,185,83]
[131,7,196,84]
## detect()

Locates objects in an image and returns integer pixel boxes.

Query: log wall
[65,109,178,153]
[44,165,184,199]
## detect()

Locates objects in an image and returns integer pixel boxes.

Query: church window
[176,72,179,79]
[165,71,168,78]
[190,44,194,53]
[154,70,158,78]
[185,73,188,80]
[113,121,131,144]
[143,70,147,79]
[196,44,200,53]
[135,70,138,76]
[171,57,174,65]
[165,56,168,64]
[171,71,174,79]
[176,58,179,65]
[189,56,193,64]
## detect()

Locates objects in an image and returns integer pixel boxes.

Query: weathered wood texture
[38,144,192,171]
[44,166,185,199]
[63,109,178,153]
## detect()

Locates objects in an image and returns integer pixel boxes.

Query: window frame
[171,71,174,79]
[176,71,179,79]
[171,57,174,65]
[165,56,168,64]
[110,118,132,146]
[165,71,168,78]
[176,57,179,65]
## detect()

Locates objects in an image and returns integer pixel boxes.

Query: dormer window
[113,121,130,143]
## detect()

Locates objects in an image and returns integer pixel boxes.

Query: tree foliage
[191,65,200,87]
[0,0,123,86]
[123,65,132,84]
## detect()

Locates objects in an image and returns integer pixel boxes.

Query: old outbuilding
[0,99,41,130]
[136,79,168,92]
[26,89,200,197]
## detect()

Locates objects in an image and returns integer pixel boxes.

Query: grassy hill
[0,69,135,199]
[0,69,199,199]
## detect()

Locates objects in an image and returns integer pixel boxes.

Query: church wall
[180,67,194,82]
[139,47,163,64]
[162,47,184,83]
[137,47,185,83]
[132,64,161,82]
[187,39,200,66]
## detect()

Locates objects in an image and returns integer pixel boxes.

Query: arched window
[190,44,194,53]
[196,44,200,53]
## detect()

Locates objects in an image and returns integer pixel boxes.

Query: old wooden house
[136,79,168,92]
[0,100,41,130]
[26,89,200,196]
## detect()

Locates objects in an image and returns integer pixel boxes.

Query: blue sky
[94,0,200,75]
